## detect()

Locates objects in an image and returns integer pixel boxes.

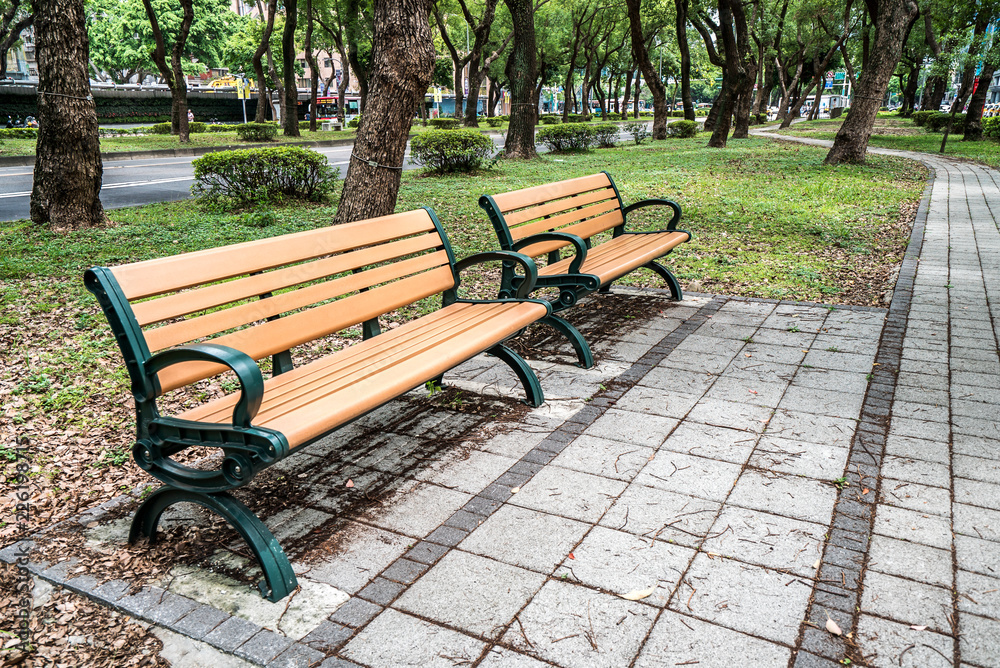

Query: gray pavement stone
[500,579,658,668]
[672,553,810,645]
[203,615,262,653]
[636,450,742,503]
[765,410,857,448]
[477,646,553,668]
[600,483,721,549]
[700,505,825,577]
[955,478,1000,512]
[634,611,791,667]
[459,503,590,573]
[860,570,953,633]
[329,598,382,628]
[173,604,230,640]
[686,397,774,433]
[363,481,472,539]
[954,502,1000,545]
[873,505,953,550]
[884,435,950,465]
[960,613,1000,668]
[395,550,546,639]
[341,608,484,667]
[724,358,799,385]
[793,368,871,395]
[854,615,953,668]
[235,630,295,665]
[953,434,1000,460]
[704,376,788,408]
[956,534,1000,578]
[511,464,627,523]
[891,400,950,423]
[878,478,953,517]
[749,436,849,481]
[582,408,678,449]
[303,522,411,594]
[267,644,326,668]
[615,385,701,419]
[639,366,719,395]
[660,422,759,465]
[957,570,1000,619]
[867,534,953,588]
[550,434,653,482]
[727,469,837,525]
[553,525,694,607]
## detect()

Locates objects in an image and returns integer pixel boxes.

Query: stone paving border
[787,170,937,666]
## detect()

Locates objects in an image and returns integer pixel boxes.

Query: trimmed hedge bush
[188,122,207,134]
[208,124,233,132]
[623,121,650,145]
[536,123,594,151]
[0,127,38,139]
[236,122,278,141]
[485,117,503,127]
[911,111,935,127]
[428,118,460,130]
[591,123,619,148]
[925,112,965,133]
[983,116,1000,140]
[409,129,494,174]
[666,120,698,138]
[148,122,172,135]
[539,115,561,125]
[192,146,337,208]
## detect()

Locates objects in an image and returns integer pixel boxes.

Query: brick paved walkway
[4,136,999,668]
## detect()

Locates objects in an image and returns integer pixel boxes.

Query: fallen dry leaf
[345,479,355,488]
[621,586,656,601]
[826,618,842,636]
[910,625,927,631]
[510,486,520,494]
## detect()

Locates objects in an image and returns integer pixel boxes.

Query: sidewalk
[4,135,999,668]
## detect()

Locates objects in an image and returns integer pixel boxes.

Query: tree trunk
[923,76,945,111]
[703,92,721,132]
[142,0,192,141]
[675,0,694,120]
[282,0,300,137]
[30,0,105,229]
[265,41,284,124]
[0,5,33,81]
[825,0,918,165]
[963,62,995,141]
[335,0,434,224]
[466,57,485,125]
[625,0,668,139]
[502,0,538,159]
[899,60,919,116]
[253,0,278,123]
[346,0,369,113]
[621,68,633,119]
[305,0,318,132]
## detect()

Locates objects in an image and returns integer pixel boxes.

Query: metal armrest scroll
[451,250,540,299]
[145,343,265,429]
[512,232,588,275]
[620,198,684,233]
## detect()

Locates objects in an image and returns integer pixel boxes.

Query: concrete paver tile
[727,470,837,525]
[873,505,952,550]
[741,342,808,365]
[341,608,484,667]
[891,401,950,423]
[888,417,951,443]
[599,484,721,549]
[634,611,791,667]
[363,481,472,539]
[792,368,871,395]
[860,571,953,633]
[703,376,788,408]
[884,435,950,465]
[700,505,825,577]
[959,613,1000,668]
[955,478,1000,512]
[878,478,952,517]
[615,385,701,419]
[671,553,810,645]
[512,465,627,523]
[660,422,759,465]
[686,397,774,433]
[866,534,953,588]
[660,351,735,375]
[636,451,742,503]
[778,385,863,420]
[765,410,857,448]
[957,570,1000,619]
[550,435,653,482]
[723,358,798,385]
[417,449,518,494]
[955,534,1000,578]
[554,525,695,607]
[953,503,1000,543]
[582,408,678,449]
[459,503,590,573]
[501,579,658,668]
[802,350,876,373]
[304,522,416,594]
[747,327,817,348]
[394,551,545,639]
[854,615,953,668]
[477,647,553,668]
[639,366,719,395]
[749,436,849,481]
[675,334,747,356]
[953,434,1000,460]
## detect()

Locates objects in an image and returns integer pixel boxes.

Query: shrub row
[535,122,622,151]
[924,112,966,133]
[236,122,278,141]
[983,116,1000,140]
[409,129,494,174]
[428,117,461,130]
[666,120,698,138]
[911,111,935,126]
[192,146,337,208]
[0,127,38,139]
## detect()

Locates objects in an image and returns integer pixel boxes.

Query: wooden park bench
[84,207,551,602]
[479,171,691,368]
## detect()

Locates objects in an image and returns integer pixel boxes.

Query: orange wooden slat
[489,173,612,214]
[540,231,689,283]
[154,265,456,392]
[143,251,450,352]
[504,188,618,227]
[131,232,443,326]
[515,209,625,259]
[510,198,621,241]
[112,209,437,300]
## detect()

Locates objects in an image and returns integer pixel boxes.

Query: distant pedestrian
[187,109,194,123]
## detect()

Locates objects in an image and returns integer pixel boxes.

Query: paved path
[5,133,1000,668]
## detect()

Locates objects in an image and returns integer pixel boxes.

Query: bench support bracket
[645,261,683,300]
[487,344,544,407]
[129,486,298,602]
[541,315,594,369]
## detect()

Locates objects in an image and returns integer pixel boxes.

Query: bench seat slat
[516,210,626,258]
[143,250,451,352]
[112,210,438,300]
[155,265,456,393]
[181,302,493,424]
[176,300,548,447]
[539,231,690,283]
[503,188,618,228]
[510,198,621,242]
[489,173,612,213]
[131,232,443,327]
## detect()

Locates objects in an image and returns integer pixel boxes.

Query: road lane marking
[0,176,195,199]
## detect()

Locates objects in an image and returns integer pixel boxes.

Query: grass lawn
[775,116,1000,170]
[0,135,925,546]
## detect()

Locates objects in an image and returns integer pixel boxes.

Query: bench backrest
[479,172,625,258]
[85,208,457,396]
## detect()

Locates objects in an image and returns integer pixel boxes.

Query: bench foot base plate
[130,486,298,602]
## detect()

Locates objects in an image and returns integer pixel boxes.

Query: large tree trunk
[30,0,105,229]
[502,0,538,159]
[625,0,668,139]
[282,0,300,137]
[142,0,192,141]
[826,0,918,165]
[899,59,919,116]
[334,0,433,224]
[253,0,278,123]
[305,0,318,132]
[675,0,695,121]
[964,35,999,141]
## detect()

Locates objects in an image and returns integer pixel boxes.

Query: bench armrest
[511,232,588,274]
[452,250,540,299]
[621,198,683,232]
[145,343,264,429]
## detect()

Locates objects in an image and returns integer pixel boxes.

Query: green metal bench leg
[598,282,612,294]
[541,315,594,369]
[487,344,544,407]
[129,486,298,603]
[645,261,683,300]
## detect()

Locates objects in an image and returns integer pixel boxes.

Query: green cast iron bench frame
[85,207,551,602]
[479,171,691,368]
